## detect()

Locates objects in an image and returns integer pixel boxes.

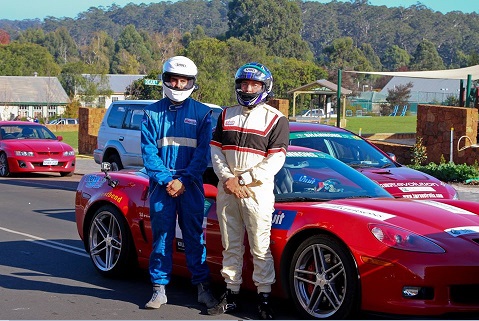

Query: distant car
[75,146,479,319]
[289,122,458,199]
[94,100,223,170]
[48,118,78,125]
[0,121,76,177]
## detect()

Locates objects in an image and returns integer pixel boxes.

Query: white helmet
[161,56,198,103]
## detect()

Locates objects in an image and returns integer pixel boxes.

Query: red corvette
[0,121,75,177]
[289,122,458,199]
[75,146,479,319]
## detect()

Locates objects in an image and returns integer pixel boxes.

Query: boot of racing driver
[257,292,274,320]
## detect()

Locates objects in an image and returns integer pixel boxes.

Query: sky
[0,0,476,20]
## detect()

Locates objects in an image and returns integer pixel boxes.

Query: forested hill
[1,0,478,69]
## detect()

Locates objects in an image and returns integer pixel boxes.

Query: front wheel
[289,234,360,319]
[87,204,136,277]
[0,153,11,177]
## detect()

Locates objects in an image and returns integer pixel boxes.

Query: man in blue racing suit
[141,55,217,311]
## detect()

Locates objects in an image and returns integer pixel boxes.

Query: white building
[0,76,69,121]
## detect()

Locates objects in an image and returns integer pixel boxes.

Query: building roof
[0,76,69,105]
[380,77,461,96]
[287,79,353,95]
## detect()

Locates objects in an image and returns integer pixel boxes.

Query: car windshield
[274,150,392,202]
[289,131,396,169]
[0,125,57,140]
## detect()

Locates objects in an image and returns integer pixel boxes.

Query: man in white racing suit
[209,62,289,320]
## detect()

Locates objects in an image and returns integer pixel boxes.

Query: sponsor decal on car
[380,182,440,188]
[414,200,476,215]
[272,210,296,230]
[102,191,123,203]
[445,226,479,237]
[85,175,106,188]
[290,131,361,140]
[315,204,396,221]
[402,193,444,199]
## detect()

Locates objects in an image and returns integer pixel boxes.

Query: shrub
[409,160,479,183]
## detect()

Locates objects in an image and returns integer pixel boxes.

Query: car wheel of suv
[107,154,123,171]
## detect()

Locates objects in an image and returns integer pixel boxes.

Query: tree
[323,37,372,71]
[409,39,445,71]
[0,29,10,45]
[111,24,153,74]
[125,71,163,100]
[0,42,61,76]
[386,82,413,108]
[382,45,410,71]
[227,0,313,60]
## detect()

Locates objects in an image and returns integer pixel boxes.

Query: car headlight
[15,151,34,157]
[369,223,445,253]
[63,151,75,156]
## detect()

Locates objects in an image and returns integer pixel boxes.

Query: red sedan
[0,121,75,177]
[75,146,479,319]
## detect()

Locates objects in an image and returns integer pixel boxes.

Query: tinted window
[124,106,145,130]
[107,105,127,128]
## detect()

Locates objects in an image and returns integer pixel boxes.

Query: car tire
[60,171,74,177]
[0,152,11,177]
[107,154,123,171]
[289,234,360,319]
[87,204,137,278]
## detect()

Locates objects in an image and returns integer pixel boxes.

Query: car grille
[37,152,62,156]
[450,284,479,304]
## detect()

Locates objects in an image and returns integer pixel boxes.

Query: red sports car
[75,146,479,319]
[0,121,75,177]
[289,122,458,199]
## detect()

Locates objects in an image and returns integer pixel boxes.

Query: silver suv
[94,100,223,170]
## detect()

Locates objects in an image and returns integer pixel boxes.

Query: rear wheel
[87,204,136,277]
[107,154,123,171]
[0,153,11,177]
[289,235,360,319]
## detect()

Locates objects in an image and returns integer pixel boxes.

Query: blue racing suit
[141,97,212,286]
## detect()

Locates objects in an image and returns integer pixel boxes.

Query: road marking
[0,226,89,258]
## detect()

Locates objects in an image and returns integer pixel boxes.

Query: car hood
[10,139,72,152]
[356,166,455,199]
[280,198,479,242]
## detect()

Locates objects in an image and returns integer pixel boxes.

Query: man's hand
[223,177,250,199]
[166,179,185,197]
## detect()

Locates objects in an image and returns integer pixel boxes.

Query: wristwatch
[238,176,246,186]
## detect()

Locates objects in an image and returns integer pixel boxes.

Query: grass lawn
[54,115,418,152]
[323,115,417,134]
[55,131,79,150]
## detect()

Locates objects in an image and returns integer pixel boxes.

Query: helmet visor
[162,72,196,91]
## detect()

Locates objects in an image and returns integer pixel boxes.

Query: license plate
[43,158,58,165]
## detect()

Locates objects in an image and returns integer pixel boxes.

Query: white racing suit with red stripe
[141,97,212,287]
[210,102,289,293]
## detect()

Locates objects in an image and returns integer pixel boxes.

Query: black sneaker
[207,289,239,315]
[257,292,274,320]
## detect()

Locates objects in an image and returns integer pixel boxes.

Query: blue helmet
[234,62,273,107]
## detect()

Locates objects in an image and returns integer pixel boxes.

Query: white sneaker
[145,285,167,309]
